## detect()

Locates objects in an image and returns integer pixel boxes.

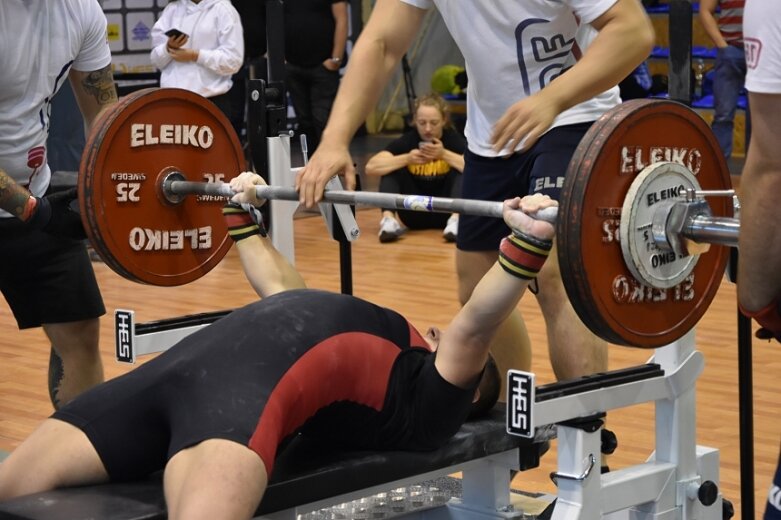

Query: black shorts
[0,218,105,329]
[457,122,592,252]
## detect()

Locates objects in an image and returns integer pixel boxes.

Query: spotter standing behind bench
[0,172,557,520]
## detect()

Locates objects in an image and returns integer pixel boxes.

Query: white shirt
[743,0,781,94]
[150,0,244,98]
[401,0,621,156]
[0,0,111,217]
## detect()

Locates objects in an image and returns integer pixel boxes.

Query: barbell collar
[687,189,736,200]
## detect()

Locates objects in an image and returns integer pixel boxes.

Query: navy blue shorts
[457,122,592,252]
[0,219,104,329]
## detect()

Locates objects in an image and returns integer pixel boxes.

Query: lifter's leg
[534,245,607,380]
[457,249,531,398]
[0,419,109,500]
[164,439,268,520]
[43,319,104,408]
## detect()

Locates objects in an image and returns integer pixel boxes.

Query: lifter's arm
[235,235,307,298]
[434,196,557,389]
[226,172,307,298]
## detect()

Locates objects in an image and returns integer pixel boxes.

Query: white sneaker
[443,215,458,242]
[379,216,405,243]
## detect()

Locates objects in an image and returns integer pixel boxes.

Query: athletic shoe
[378,216,405,243]
[443,215,458,242]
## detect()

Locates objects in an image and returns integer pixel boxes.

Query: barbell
[78,88,734,348]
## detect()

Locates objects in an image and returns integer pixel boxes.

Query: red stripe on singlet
[248,332,407,474]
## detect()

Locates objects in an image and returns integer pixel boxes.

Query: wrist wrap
[222,202,267,241]
[498,231,552,280]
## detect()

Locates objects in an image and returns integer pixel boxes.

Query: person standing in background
[699,0,749,160]
[0,0,119,408]
[737,0,781,518]
[151,0,244,118]
[284,0,349,152]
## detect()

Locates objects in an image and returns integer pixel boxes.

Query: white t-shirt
[401,0,621,157]
[743,0,781,94]
[0,0,111,217]
[150,0,244,98]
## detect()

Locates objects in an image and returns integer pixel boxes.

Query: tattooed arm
[69,64,119,129]
[0,66,116,220]
[0,169,33,219]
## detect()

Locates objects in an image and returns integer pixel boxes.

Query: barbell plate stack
[620,162,703,289]
[558,99,733,348]
[79,88,244,286]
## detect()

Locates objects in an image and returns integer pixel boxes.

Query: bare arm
[68,65,119,129]
[295,0,427,206]
[492,0,655,152]
[698,0,727,48]
[327,1,349,67]
[441,149,465,173]
[228,172,307,298]
[365,150,415,176]
[0,169,33,219]
[434,196,557,388]
[235,235,307,298]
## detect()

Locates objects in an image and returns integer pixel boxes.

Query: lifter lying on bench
[0,172,559,520]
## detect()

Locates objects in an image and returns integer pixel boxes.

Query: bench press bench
[0,406,548,520]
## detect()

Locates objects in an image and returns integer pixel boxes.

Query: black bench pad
[0,407,543,519]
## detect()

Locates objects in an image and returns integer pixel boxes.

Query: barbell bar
[163,174,739,250]
[78,89,735,348]
[162,176,560,222]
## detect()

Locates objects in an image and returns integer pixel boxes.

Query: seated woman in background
[365,93,466,243]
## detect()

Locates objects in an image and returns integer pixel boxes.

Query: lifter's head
[423,327,501,420]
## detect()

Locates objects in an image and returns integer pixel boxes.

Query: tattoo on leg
[48,347,65,409]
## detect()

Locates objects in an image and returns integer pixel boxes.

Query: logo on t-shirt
[744,37,762,69]
[515,19,575,95]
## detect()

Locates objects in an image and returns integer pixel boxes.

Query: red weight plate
[558,99,733,348]
[79,88,243,286]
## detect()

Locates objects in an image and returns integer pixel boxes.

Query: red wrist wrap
[498,234,551,280]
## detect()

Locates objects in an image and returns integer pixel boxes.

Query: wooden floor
[1,199,779,518]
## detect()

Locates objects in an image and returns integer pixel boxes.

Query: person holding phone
[150,0,244,118]
[365,93,465,243]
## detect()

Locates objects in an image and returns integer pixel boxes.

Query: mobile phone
[164,28,187,38]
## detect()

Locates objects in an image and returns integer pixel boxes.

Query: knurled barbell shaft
[165,179,560,222]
